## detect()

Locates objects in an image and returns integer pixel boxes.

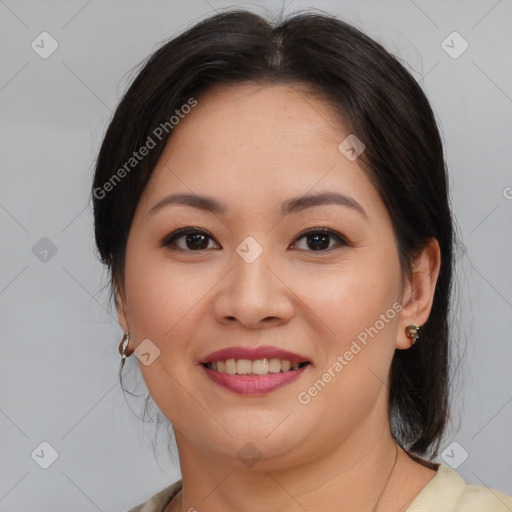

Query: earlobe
[116,293,129,333]
[396,237,441,350]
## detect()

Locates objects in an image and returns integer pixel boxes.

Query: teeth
[207,358,306,375]
[225,359,237,374]
[252,359,269,375]
[269,358,282,373]
[236,359,252,375]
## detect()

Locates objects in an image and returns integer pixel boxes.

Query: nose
[212,241,294,329]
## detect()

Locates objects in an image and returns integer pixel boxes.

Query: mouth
[202,358,311,375]
[199,346,312,395]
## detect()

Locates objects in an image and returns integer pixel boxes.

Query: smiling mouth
[203,358,310,376]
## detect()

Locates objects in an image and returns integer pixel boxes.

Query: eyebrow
[147,191,367,219]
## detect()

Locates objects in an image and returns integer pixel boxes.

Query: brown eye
[162,228,219,251]
[291,229,348,252]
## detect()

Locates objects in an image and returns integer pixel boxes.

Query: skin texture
[117,83,441,512]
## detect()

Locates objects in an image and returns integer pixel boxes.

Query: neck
[169,420,405,512]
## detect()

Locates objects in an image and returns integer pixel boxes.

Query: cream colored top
[126,464,512,512]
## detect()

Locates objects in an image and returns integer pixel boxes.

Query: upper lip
[199,345,310,364]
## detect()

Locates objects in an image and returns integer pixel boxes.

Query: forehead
[172,82,347,151]
[136,83,385,224]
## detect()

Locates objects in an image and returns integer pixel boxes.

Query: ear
[396,237,441,350]
[116,289,130,334]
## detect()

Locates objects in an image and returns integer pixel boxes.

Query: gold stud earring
[405,324,420,346]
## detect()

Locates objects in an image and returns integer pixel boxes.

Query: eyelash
[161,227,350,253]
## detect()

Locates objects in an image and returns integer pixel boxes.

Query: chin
[190,418,314,467]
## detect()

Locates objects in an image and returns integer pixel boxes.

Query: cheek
[291,261,400,426]
[123,246,220,349]
[293,257,401,350]
[122,251,215,419]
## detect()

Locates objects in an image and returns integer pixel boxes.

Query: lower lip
[202,364,310,395]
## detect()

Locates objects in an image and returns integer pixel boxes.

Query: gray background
[1,0,511,510]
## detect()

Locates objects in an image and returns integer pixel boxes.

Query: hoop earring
[405,324,420,346]
[118,332,134,373]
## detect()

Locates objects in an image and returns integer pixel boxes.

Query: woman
[92,8,512,512]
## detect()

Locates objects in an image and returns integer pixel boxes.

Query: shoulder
[126,480,182,512]
[407,464,512,512]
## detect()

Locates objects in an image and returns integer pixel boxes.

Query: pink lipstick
[199,345,311,395]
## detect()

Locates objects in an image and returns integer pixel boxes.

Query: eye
[290,228,348,252]
[161,227,349,253]
[161,228,219,251]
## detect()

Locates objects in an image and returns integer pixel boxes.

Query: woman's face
[118,83,412,468]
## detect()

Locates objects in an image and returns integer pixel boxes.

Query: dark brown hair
[92,8,459,461]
